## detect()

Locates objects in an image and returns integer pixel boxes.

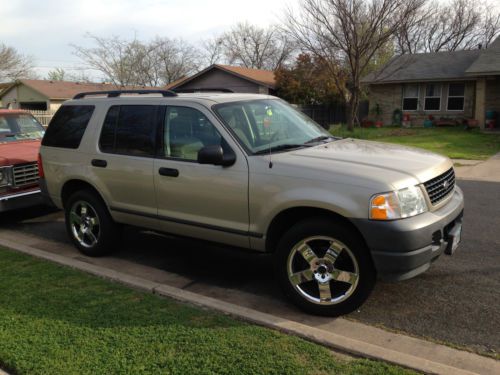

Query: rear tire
[64,190,119,256]
[275,217,376,316]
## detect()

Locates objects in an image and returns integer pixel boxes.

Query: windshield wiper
[304,135,335,144]
[254,144,310,155]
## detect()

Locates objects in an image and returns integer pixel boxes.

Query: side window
[99,105,158,157]
[99,106,119,153]
[42,105,94,148]
[164,106,222,161]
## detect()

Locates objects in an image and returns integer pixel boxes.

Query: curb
[1,238,498,375]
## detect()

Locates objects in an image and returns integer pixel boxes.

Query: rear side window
[42,105,94,148]
[99,105,158,157]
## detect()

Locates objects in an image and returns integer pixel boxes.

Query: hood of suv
[282,138,451,189]
[0,140,41,166]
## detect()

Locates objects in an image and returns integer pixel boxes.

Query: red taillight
[37,153,44,178]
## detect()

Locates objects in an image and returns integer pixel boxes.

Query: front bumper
[0,189,43,212]
[353,186,464,281]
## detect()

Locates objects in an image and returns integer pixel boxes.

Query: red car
[0,109,45,212]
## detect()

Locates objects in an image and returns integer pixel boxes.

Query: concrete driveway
[0,179,498,359]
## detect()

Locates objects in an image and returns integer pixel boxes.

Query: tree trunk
[347,89,360,132]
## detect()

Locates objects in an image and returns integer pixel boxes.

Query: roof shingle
[362,50,481,84]
[1,79,157,100]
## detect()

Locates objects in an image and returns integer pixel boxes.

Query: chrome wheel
[287,236,360,305]
[69,200,101,249]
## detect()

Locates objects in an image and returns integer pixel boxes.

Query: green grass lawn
[0,248,416,375]
[330,126,500,160]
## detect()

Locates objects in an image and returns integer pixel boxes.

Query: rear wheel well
[265,207,366,253]
[61,180,105,209]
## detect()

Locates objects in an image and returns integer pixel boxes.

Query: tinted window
[42,105,94,148]
[99,105,157,157]
[99,106,119,153]
[164,106,222,161]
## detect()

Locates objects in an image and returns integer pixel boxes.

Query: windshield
[0,113,45,142]
[213,99,332,154]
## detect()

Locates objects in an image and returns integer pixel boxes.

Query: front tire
[275,217,376,316]
[65,190,119,256]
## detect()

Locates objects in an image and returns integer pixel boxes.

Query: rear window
[42,105,94,149]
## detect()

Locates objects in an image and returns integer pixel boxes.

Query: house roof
[465,43,500,76]
[165,64,276,90]
[362,50,481,84]
[363,36,500,84]
[0,79,157,100]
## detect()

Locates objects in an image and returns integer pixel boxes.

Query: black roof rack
[73,90,178,99]
[173,88,234,93]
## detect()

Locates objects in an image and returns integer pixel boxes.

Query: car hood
[274,138,452,190]
[0,140,41,166]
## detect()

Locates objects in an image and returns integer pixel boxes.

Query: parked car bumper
[0,189,43,212]
[352,186,464,281]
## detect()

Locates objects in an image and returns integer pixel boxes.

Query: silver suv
[39,90,464,316]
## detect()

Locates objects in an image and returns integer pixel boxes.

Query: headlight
[370,185,428,220]
[0,167,12,187]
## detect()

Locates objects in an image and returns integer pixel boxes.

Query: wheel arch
[61,179,107,209]
[265,206,368,254]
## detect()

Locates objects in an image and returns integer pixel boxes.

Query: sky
[0,0,298,79]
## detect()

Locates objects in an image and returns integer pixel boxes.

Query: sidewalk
[454,153,500,182]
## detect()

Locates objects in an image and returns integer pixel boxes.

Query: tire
[275,217,376,316]
[64,190,119,256]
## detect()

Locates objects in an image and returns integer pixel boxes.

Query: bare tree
[396,0,500,53]
[206,22,296,70]
[285,0,425,130]
[72,34,199,87]
[0,44,34,82]
[142,37,200,86]
[201,36,225,66]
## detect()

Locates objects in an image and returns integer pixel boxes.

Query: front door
[153,104,250,248]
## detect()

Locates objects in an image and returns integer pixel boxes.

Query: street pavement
[0,179,498,359]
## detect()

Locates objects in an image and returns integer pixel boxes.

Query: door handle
[159,167,179,177]
[91,159,107,168]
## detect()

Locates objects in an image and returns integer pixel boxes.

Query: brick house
[362,37,500,128]
[166,64,276,94]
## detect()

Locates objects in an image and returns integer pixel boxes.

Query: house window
[447,83,465,111]
[402,84,419,111]
[20,102,47,111]
[424,84,441,111]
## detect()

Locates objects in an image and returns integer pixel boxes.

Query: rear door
[92,104,158,216]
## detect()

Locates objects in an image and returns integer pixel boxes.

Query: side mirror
[197,145,236,167]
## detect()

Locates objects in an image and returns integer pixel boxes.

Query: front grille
[424,168,455,205]
[13,162,39,188]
